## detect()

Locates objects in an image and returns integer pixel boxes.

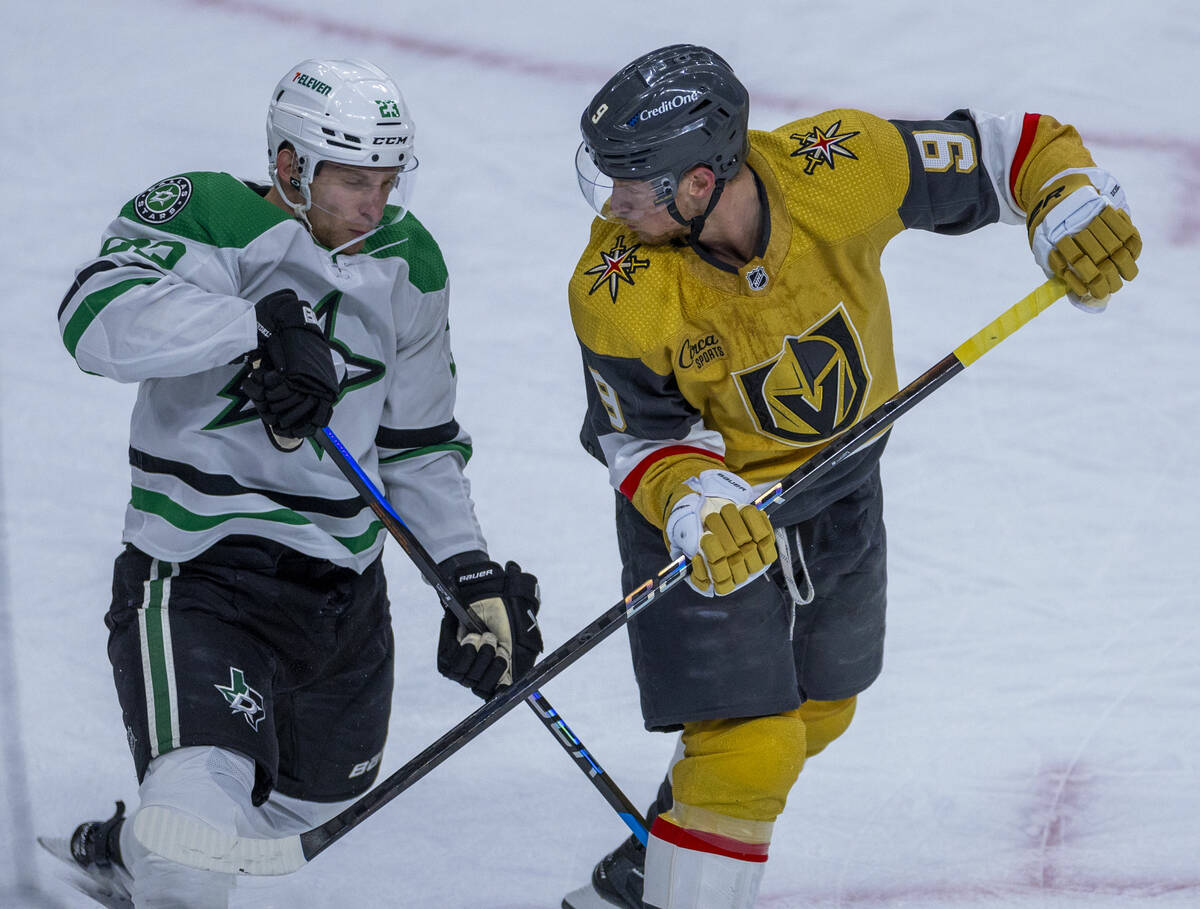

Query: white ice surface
[2,1,1197,906]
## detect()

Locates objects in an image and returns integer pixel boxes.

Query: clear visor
[308,157,420,243]
[575,142,676,222]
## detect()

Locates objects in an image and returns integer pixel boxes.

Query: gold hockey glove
[663,469,778,597]
[1027,170,1141,310]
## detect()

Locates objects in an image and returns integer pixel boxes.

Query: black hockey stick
[132,278,1065,874]
[312,427,648,843]
[244,359,640,839]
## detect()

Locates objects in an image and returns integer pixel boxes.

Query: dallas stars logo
[790,120,860,174]
[133,177,193,224]
[584,235,650,302]
[206,290,385,441]
[214,667,265,731]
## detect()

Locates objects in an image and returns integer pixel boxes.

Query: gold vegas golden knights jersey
[569,108,1097,529]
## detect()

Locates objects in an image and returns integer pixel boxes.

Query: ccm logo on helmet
[633,90,701,124]
[372,136,410,145]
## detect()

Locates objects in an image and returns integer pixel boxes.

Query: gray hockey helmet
[576,45,749,220]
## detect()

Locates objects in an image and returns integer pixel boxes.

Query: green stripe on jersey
[379,441,473,465]
[63,277,161,357]
[131,487,384,554]
[141,560,178,758]
[333,520,386,553]
[132,486,308,530]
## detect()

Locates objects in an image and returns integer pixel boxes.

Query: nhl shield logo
[745,266,769,291]
[733,303,871,446]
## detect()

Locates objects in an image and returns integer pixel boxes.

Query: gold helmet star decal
[584,235,651,302]
[790,120,860,175]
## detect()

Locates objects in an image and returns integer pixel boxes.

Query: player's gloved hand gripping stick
[134,279,1066,875]
[310,428,649,843]
[242,289,340,448]
[203,409,648,842]
[663,469,778,596]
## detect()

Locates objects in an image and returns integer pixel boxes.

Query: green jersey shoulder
[364,207,448,293]
[119,172,290,250]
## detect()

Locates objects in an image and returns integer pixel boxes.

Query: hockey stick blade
[132,806,307,875]
[136,278,1063,875]
[133,585,640,875]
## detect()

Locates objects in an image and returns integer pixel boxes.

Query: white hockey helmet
[267,58,418,226]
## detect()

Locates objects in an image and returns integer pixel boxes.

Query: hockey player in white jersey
[44,58,543,907]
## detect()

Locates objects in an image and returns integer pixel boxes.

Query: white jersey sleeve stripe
[598,423,726,500]
[967,109,1031,224]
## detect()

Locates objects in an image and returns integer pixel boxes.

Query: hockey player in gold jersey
[563,45,1140,909]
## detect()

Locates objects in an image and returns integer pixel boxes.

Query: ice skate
[37,801,133,908]
[562,832,646,909]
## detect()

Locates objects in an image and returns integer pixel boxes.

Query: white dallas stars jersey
[570,109,1099,528]
[59,172,486,571]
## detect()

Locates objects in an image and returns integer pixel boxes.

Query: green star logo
[206,290,386,437]
[214,667,265,731]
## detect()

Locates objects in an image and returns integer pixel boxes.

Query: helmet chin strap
[270,163,316,233]
[667,178,727,246]
[269,162,385,257]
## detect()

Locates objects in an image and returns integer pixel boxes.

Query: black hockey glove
[242,289,339,441]
[437,560,543,700]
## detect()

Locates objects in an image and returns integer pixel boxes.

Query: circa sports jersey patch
[133,177,193,224]
[789,121,861,175]
[678,333,726,370]
[584,234,650,302]
[734,303,871,446]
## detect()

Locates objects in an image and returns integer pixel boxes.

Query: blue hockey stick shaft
[316,428,648,843]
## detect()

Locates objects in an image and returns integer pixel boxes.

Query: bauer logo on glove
[437,559,543,699]
[1026,168,1141,311]
[242,289,342,449]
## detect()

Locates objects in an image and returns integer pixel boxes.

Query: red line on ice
[188,0,1200,244]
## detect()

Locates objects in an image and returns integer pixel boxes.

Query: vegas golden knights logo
[734,304,871,446]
